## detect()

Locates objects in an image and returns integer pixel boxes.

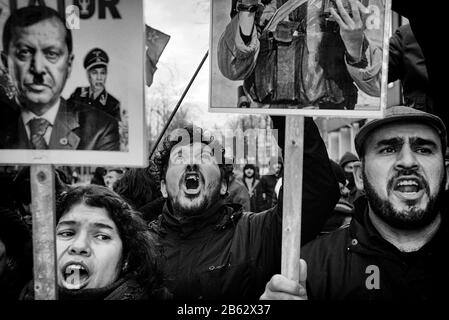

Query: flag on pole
[145,25,170,87]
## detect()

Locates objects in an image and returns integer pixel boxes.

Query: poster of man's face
[209,0,390,118]
[0,0,146,166]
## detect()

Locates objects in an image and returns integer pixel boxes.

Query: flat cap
[84,48,109,70]
[355,106,447,157]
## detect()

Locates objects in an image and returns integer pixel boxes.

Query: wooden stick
[30,165,57,300]
[281,115,304,282]
[148,51,209,160]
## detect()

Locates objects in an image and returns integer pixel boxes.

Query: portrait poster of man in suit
[0,1,146,166]
[209,0,391,118]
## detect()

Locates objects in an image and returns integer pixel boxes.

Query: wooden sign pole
[30,165,57,300]
[281,115,304,282]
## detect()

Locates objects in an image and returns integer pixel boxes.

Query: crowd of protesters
[1,2,449,301]
[3,102,448,300]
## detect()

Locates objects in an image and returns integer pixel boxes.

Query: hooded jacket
[302,197,449,300]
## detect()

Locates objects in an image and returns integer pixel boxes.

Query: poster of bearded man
[0,0,146,167]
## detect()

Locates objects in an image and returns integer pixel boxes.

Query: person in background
[320,160,353,235]
[391,1,449,131]
[387,24,430,112]
[339,151,361,203]
[224,160,251,211]
[240,163,260,212]
[90,167,107,186]
[256,155,283,212]
[104,168,124,190]
[0,206,32,300]
[7,166,69,227]
[113,168,164,223]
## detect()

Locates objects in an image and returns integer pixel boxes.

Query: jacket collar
[348,196,447,260]
[155,198,243,238]
[58,276,128,300]
[89,88,108,103]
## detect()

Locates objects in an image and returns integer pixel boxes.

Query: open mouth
[183,172,202,195]
[392,177,425,200]
[61,262,90,290]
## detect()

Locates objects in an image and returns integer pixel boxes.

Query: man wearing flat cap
[69,48,121,122]
[0,6,119,151]
[262,106,449,300]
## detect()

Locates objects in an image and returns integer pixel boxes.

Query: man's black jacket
[148,118,339,300]
[303,196,449,300]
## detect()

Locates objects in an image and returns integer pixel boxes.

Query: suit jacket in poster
[69,87,121,122]
[0,98,120,151]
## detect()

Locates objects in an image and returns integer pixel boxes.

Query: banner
[0,0,146,166]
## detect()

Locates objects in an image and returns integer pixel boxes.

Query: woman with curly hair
[21,185,170,300]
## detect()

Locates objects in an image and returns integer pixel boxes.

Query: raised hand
[330,0,370,62]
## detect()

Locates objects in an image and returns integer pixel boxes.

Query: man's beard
[171,182,221,217]
[363,170,444,230]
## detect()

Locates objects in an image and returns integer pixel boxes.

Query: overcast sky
[144,0,240,129]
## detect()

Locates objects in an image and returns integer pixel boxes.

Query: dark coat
[302,197,449,300]
[388,24,432,112]
[255,174,279,212]
[148,118,339,300]
[150,200,283,300]
[392,2,449,131]
[240,176,260,213]
[69,87,121,121]
[20,275,151,300]
[0,206,32,300]
[226,175,251,211]
[0,98,120,151]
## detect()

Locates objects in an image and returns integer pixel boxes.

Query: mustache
[180,166,204,181]
[27,74,51,87]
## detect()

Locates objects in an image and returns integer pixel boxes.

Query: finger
[329,7,348,29]
[266,274,302,296]
[335,0,354,27]
[261,291,304,300]
[349,0,362,25]
[357,0,370,15]
[299,259,307,285]
[299,259,308,299]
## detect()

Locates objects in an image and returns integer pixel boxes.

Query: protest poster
[210,0,391,118]
[0,0,146,166]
